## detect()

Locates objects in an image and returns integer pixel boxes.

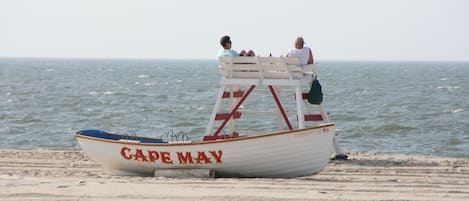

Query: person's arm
[308,49,314,64]
[286,49,292,57]
[230,50,239,57]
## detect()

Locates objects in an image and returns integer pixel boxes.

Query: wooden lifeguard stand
[204,56,344,156]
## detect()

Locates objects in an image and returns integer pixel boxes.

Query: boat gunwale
[75,122,335,147]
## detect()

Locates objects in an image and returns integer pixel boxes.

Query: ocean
[1,58,468,158]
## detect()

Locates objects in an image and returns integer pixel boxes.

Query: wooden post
[205,86,225,136]
[295,85,305,129]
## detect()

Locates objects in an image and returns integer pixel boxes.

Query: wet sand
[1,149,468,201]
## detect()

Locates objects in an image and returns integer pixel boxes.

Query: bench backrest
[219,57,314,79]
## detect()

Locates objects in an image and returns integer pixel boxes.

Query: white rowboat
[75,124,334,177]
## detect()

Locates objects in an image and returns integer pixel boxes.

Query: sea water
[1,58,468,158]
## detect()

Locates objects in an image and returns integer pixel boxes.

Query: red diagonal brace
[213,85,256,136]
[268,86,293,130]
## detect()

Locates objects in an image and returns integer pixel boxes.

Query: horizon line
[1,56,468,63]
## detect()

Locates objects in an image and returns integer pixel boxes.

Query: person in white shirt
[286,37,314,65]
[287,37,348,161]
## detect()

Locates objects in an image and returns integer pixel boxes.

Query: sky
[1,0,468,61]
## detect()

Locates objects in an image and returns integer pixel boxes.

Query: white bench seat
[219,57,315,80]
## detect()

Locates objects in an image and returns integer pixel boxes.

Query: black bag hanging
[308,76,323,105]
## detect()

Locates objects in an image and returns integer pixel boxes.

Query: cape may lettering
[120,147,223,164]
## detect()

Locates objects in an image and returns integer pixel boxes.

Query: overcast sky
[1,0,468,60]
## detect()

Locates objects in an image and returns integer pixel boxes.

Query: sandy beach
[0,149,468,201]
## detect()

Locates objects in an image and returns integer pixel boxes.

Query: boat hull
[75,123,335,178]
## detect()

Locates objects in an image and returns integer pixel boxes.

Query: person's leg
[246,50,255,56]
[239,50,246,56]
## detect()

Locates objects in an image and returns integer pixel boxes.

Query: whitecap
[89,91,99,95]
[440,77,448,81]
[46,69,55,72]
[452,108,463,113]
[448,86,460,92]
[103,91,116,95]
[437,86,460,90]
[138,75,150,78]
